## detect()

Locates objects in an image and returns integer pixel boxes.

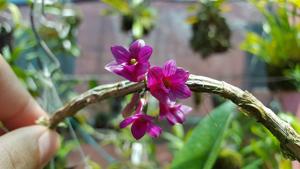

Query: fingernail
[38,130,60,167]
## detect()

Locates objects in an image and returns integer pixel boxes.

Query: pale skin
[0,56,60,169]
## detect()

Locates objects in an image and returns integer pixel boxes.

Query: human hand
[0,56,60,169]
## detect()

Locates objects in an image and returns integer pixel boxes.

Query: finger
[0,125,60,169]
[0,56,47,130]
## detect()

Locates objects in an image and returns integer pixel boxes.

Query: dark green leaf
[171,102,235,169]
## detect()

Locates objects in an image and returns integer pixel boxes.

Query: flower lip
[162,77,171,88]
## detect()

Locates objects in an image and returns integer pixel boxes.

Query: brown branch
[48,74,300,161]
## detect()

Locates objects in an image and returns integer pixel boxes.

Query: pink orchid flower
[105,39,152,82]
[159,101,192,125]
[147,59,192,102]
[120,96,162,140]
[120,113,162,140]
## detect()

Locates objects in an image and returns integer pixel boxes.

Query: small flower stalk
[105,39,192,140]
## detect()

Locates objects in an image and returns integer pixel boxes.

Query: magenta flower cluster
[106,39,192,140]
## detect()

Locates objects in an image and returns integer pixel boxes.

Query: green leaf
[242,159,263,169]
[287,0,300,8]
[7,3,21,27]
[172,124,184,139]
[101,0,130,15]
[88,80,99,89]
[163,132,184,152]
[171,102,235,169]
[185,15,199,25]
[132,21,143,39]
[0,0,7,9]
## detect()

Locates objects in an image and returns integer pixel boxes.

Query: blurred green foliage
[221,111,296,169]
[167,101,298,169]
[213,148,243,169]
[241,0,300,90]
[0,0,40,95]
[171,102,235,169]
[38,3,82,57]
[1,1,81,97]
[102,0,156,39]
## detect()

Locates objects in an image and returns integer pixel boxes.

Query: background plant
[187,0,231,58]
[102,0,156,39]
[241,0,300,90]
[167,102,297,169]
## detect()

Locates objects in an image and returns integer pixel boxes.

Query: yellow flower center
[130,58,137,65]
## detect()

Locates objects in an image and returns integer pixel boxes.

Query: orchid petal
[135,113,153,121]
[131,118,148,140]
[147,67,169,100]
[147,124,162,138]
[149,84,169,102]
[170,68,189,83]
[166,113,177,125]
[179,105,192,115]
[163,59,177,76]
[134,62,150,81]
[129,39,145,56]
[170,84,192,100]
[159,102,169,118]
[173,111,185,124]
[137,45,152,63]
[147,67,170,101]
[111,46,130,63]
[119,116,138,128]
[105,61,123,73]
[105,62,132,80]
[105,62,137,82]
[147,66,163,87]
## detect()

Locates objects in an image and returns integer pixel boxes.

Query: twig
[48,74,300,161]
[49,81,145,129]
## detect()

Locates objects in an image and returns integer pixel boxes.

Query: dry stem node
[48,74,300,161]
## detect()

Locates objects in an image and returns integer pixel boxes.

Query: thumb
[0,125,60,169]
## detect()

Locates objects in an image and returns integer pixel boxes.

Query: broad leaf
[171,102,235,169]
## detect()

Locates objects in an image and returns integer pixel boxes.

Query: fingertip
[38,128,60,168]
[0,125,60,169]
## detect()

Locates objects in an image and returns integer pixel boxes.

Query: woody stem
[48,74,300,161]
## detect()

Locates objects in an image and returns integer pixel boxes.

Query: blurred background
[0,0,300,168]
